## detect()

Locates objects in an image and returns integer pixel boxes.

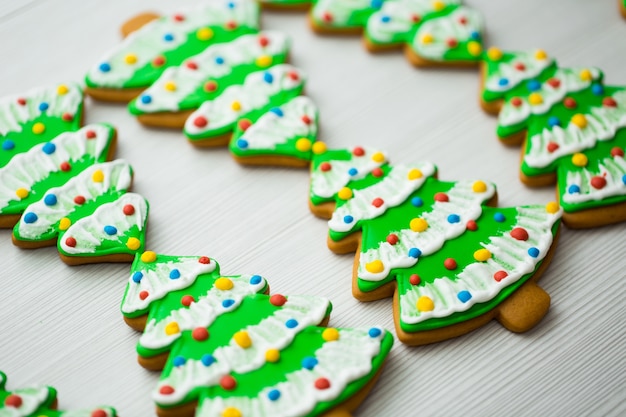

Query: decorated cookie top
[0,124,116,218]
[85,0,260,89]
[310,0,384,30]
[0,83,83,164]
[184,64,306,144]
[129,31,290,115]
[0,371,117,417]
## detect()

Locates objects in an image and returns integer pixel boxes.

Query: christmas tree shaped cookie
[12,160,149,265]
[121,252,393,417]
[128,31,290,128]
[0,124,117,228]
[85,0,260,102]
[480,48,626,228]
[183,64,306,147]
[309,148,562,345]
[0,371,117,417]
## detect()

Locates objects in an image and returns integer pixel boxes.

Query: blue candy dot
[591,83,604,96]
[458,290,472,303]
[268,389,281,401]
[411,196,423,207]
[381,15,391,23]
[368,327,382,338]
[44,194,57,206]
[38,102,49,112]
[343,215,354,224]
[285,319,298,329]
[527,79,541,92]
[23,212,38,224]
[201,354,216,366]
[42,142,56,155]
[528,247,540,258]
[470,31,480,40]
[263,72,274,83]
[173,356,186,367]
[270,107,284,117]
[169,269,181,279]
[163,33,174,42]
[302,357,318,370]
[249,275,262,285]
[132,271,143,283]
[222,299,235,308]
[447,214,460,224]
[548,116,561,128]
[408,247,421,258]
[498,78,509,87]
[371,0,383,8]
[228,1,236,8]
[568,184,581,194]
[622,174,626,185]
[140,95,152,104]
[99,62,111,72]
[348,167,358,176]
[2,140,15,151]
[237,138,249,149]
[103,225,118,236]
[493,212,506,222]
[215,56,225,65]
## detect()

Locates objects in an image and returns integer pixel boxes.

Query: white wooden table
[1,0,625,415]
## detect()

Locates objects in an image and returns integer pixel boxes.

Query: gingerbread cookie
[0,124,117,229]
[12,159,149,265]
[260,0,312,11]
[621,0,626,18]
[121,252,393,417]
[480,48,626,228]
[0,371,117,416]
[309,147,562,345]
[85,0,260,102]
[183,64,306,147]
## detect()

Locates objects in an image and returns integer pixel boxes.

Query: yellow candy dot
[164,81,177,92]
[432,0,445,11]
[165,321,180,336]
[474,248,492,262]
[234,331,252,348]
[535,49,548,60]
[546,201,560,214]
[528,92,543,105]
[472,180,487,193]
[265,348,280,363]
[416,296,435,312]
[312,141,327,155]
[231,101,242,111]
[32,122,45,135]
[337,187,353,201]
[222,408,242,417]
[295,138,312,152]
[92,170,104,183]
[467,41,482,57]
[487,47,503,61]
[57,84,69,95]
[571,114,588,129]
[407,168,423,180]
[59,217,71,231]
[255,55,273,67]
[140,250,157,263]
[126,238,141,251]
[196,27,214,41]
[421,33,434,44]
[571,153,588,167]
[365,260,384,274]
[371,152,385,163]
[124,53,138,65]
[579,69,592,81]
[15,188,29,199]
[322,328,340,342]
[410,218,428,233]
[215,277,234,291]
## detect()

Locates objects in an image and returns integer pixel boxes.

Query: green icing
[311,2,380,29]
[59,221,147,259]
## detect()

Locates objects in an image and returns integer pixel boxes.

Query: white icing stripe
[399,205,561,325]
[366,0,461,44]
[134,31,290,113]
[525,90,626,168]
[0,124,115,211]
[58,193,148,255]
[121,256,218,314]
[232,96,318,153]
[484,51,554,94]
[562,155,626,205]
[0,386,50,417]
[310,147,387,200]
[86,0,260,88]
[358,180,496,281]
[154,295,330,405]
[411,6,483,60]
[328,162,436,233]
[195,328,384,417]
[139,274,267,350]
[498,67,602,128]
[15,160,133,240]
[311,0,373,27]
[184,64,305,137]
[0,83,82,136]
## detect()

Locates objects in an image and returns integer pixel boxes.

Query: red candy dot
[610,147,625,158]
[547,78,561,88]
[370,168,383,178]
[139,291,149,300]
[173,14,185,22]
[603,97,617,107]
[301,115,312,125]
[91,409,108,417]
[270,294,287,306]
[74,195,86,205]
[60,161,71,172]
[322,12,333,22]
[446,38,458,48]
[153,56,166,67]
[86,130,97,139]
[409,274,421,285]
[510,97,522,107]
[123,204,135,215]
[181,295,195,306]
[457,16,467,24]
[17,98,27,106]
[315,377,331,390]
[220,375,237,390]
[372,197,384,208]
[466,220,478,231]
[547,142,559,153]
[563,97,577,109]
[434,192,449,202]
[386,234,398,245]
[203,80,218,92]
[62,112,74,121]
[444,258,457,270]
[591,176,607,189]
[259,35,269,47]
[4,394,23,408]
[193,116,208,128]
[287,71,299,81]
[411,14,421,23]
[192,327,209,341]
[225,20,237,30]
[186,61,198,70]
[65,237,77,247]
[510,227,529,241]
[320,162,332,172]
[493,271,508,282]
[238,119,252,131]
[159,385,175,395]
[199,256,211,264]
[514,62,526,71]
